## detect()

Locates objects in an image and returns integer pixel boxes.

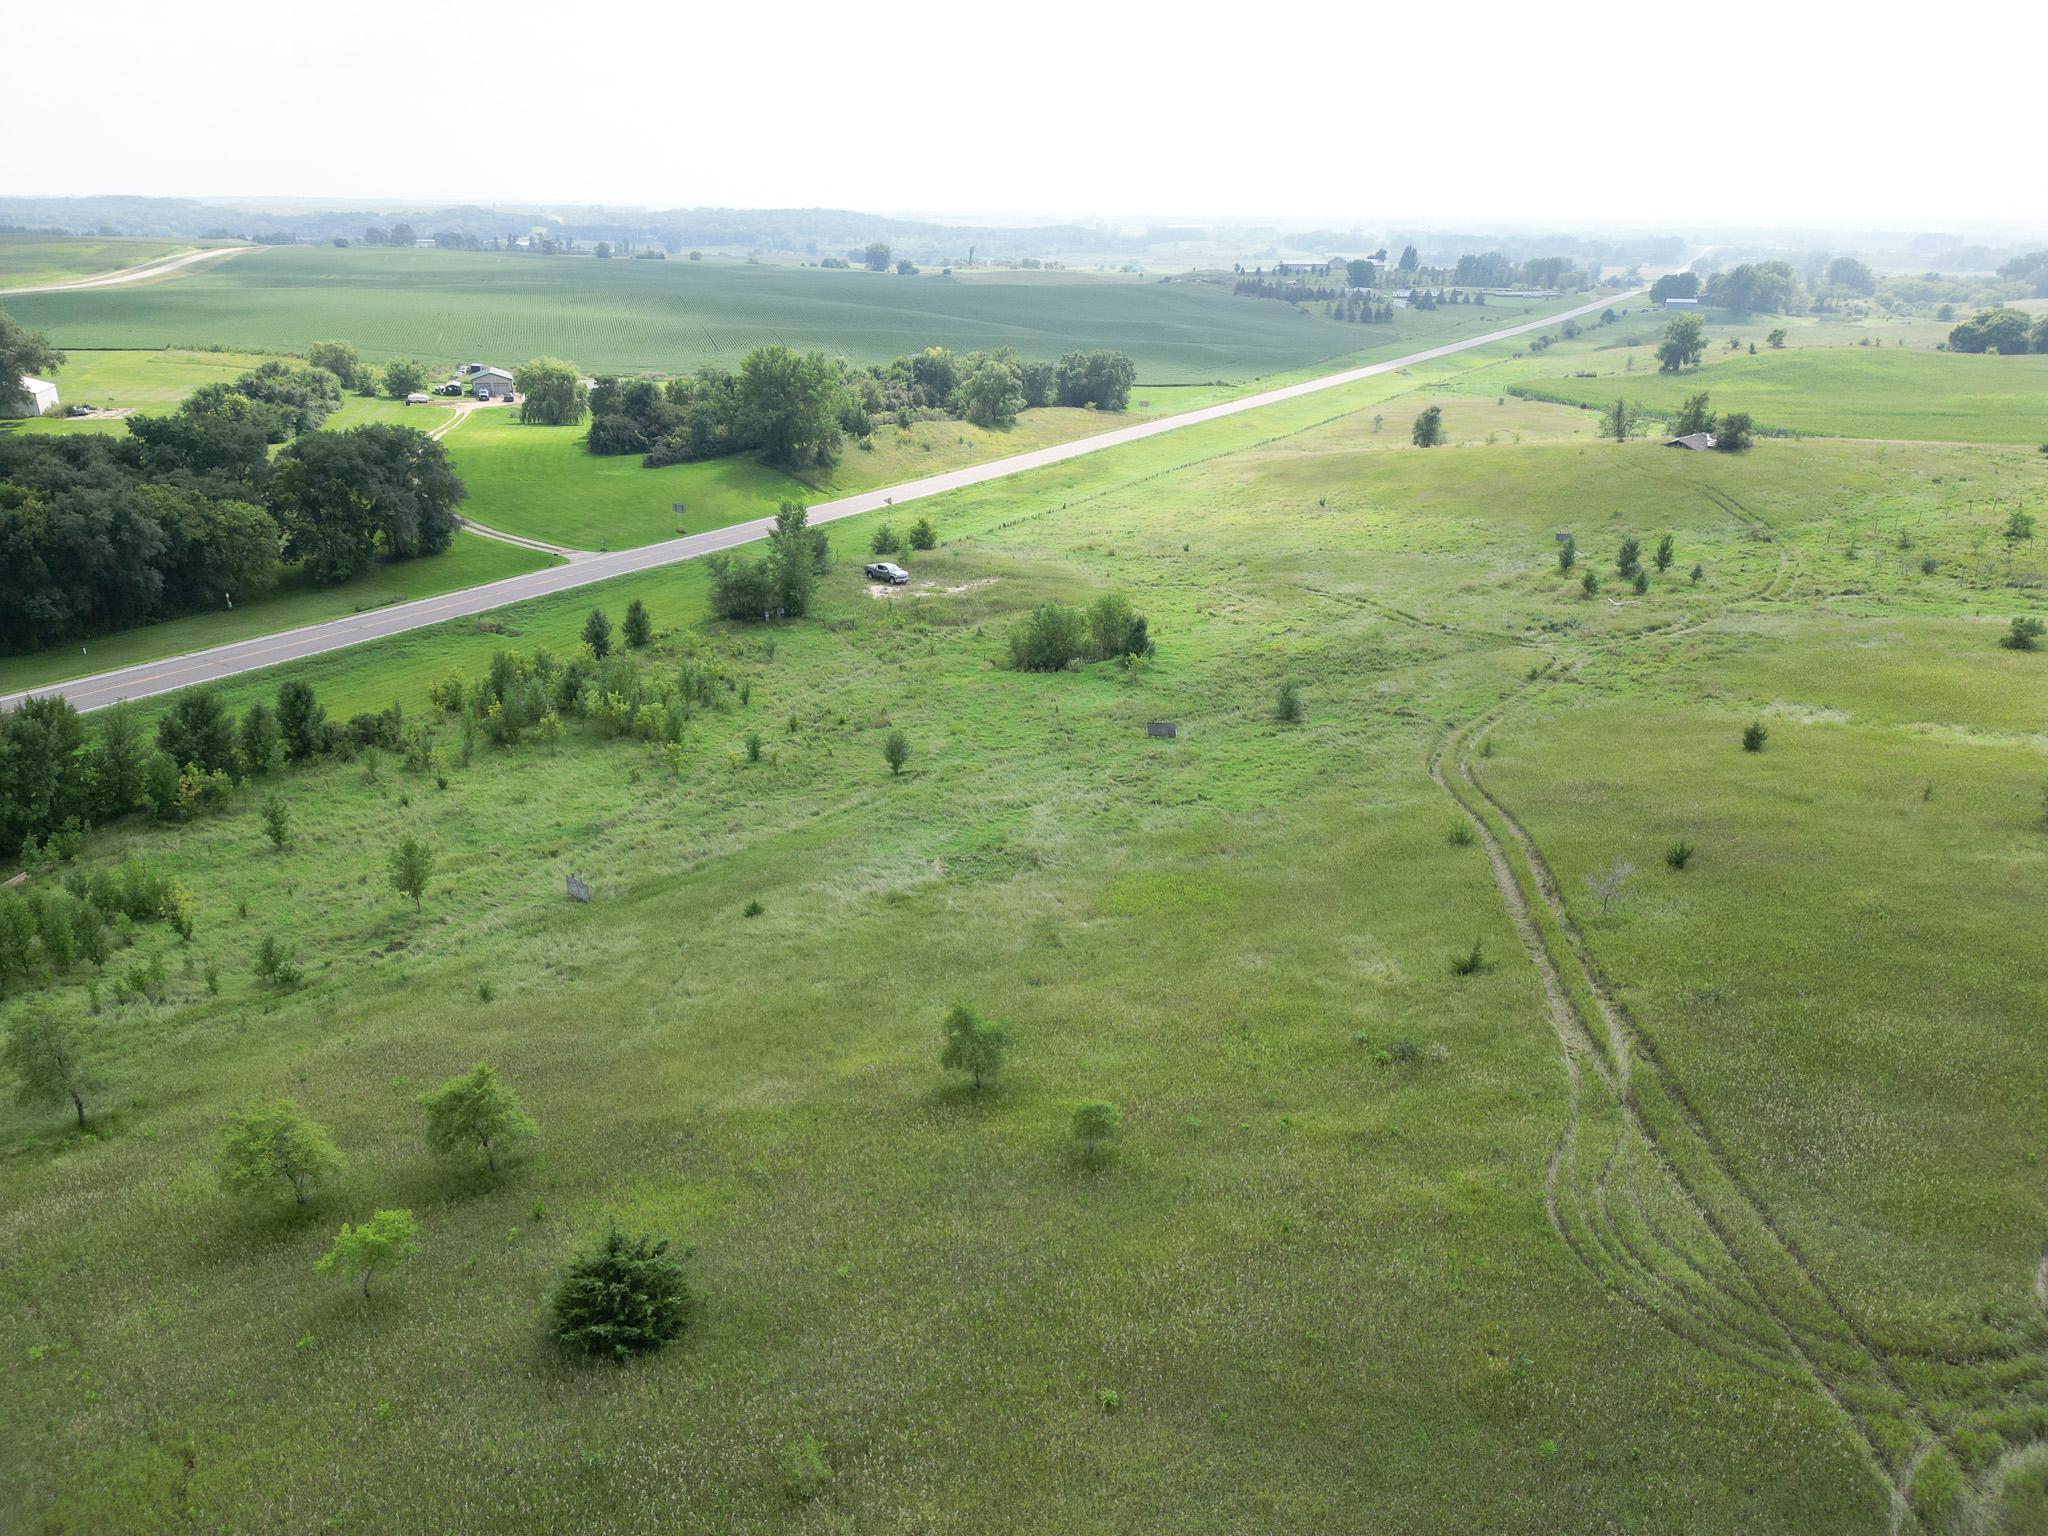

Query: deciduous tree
[316,1208,420,1297]
[419,1063,536,1172]
[3,1012,101,1127]
[388,833,435,913]
[217,1100,343,1205]
[939,1001,1009,1090]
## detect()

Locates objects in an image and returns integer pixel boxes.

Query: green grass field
[5,346,2047,1532]
[0,235,193,289]
[1502,322,2048,444]
[2,244,1568,380]
[449,383,1249,550]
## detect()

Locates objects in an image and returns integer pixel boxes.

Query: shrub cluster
[1007,593,1154,672]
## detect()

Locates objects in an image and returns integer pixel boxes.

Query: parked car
[65,403,95,417]
[864,562,910,584]
[404,392,432,406]
[434,381,463,396]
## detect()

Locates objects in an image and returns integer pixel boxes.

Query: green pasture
[4,350,2047,1532]
[2,243,1569,380]
[1502,327,2048,444]
[442,408,810,549]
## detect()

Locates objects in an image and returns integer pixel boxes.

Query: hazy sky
[11,0,2043,234]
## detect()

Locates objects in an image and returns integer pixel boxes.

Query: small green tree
[1581,569,1600,597]
[388,833,435,913]
[582,608,613,659]
[1673,393,1716,437]
[1766,328,1787,348]
[939,1001,1009,1090]
[908,516,937,550]
[1654,534,1675,572]
[1275,681,1303,723]
[419,1063,536,1172]
[1617,536,1642,575]
[383,359,428,398]
[1557,535,1576,573]
[883,728,910,776]
[1411,405,1445,447]
[551,1222,693,1359]
[316,1208,420,1297]
[622,598,653,648]
[253,933,304,989]
[1690,561,1705,584]
[2005,509,2036,542]
[2002,616,2045,651]
[1602,398,1629,442]
[238,704,282,776]
[1071,1099,1123,1166]
[217,1100,343,1205]
[1742,720,1769,752]
[3,1013,101,1127]
[1715,412,1755,451]
[870,523,902,556]
[262,796,293,851]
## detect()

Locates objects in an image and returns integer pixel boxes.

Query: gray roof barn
[1666,432,1716,451]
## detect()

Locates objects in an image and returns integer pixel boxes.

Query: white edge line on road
[2,290,1636,715]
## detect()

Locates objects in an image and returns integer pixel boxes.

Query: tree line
[586,344,1137,471]
[0,315,466,653]
[1946,307,2048,355]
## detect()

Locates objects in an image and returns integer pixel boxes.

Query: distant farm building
[469,367,515,399]
[9,375,59,417]
[1663,297,1700,310]
[413,238,435,249]
[1666,432,1716,451]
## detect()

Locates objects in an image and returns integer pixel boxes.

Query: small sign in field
[1146,721,1178,739]
[565,874,592,904]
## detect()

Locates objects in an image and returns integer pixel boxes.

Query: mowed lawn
[1510,344,2048,444]
[0,532,557,697]
[442,408,812,549]
[3,242,1570,381]
[0,234,192,289]
[5,363,2048,1533]
[0,350,456,438]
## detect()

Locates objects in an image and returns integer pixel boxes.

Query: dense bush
[1008,595,1153,671]
[551,1223,693,1359]
[1007,604,1088,671]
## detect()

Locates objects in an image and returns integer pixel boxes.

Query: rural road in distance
[5,288,1635,714]
[0,245,257,296]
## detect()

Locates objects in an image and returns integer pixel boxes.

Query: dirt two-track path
[3,290,1633,714]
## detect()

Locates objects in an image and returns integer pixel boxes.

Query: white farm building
[10,375,59,417]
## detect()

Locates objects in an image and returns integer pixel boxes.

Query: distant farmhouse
[1666,431,1716,451]
[467,366,515,399]
[1663,296,1700,310]
[8,375,59,418]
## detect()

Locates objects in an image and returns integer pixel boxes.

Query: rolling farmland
[2,243,1563,381]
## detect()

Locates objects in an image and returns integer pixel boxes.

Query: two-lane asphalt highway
[4,289,1635,714]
